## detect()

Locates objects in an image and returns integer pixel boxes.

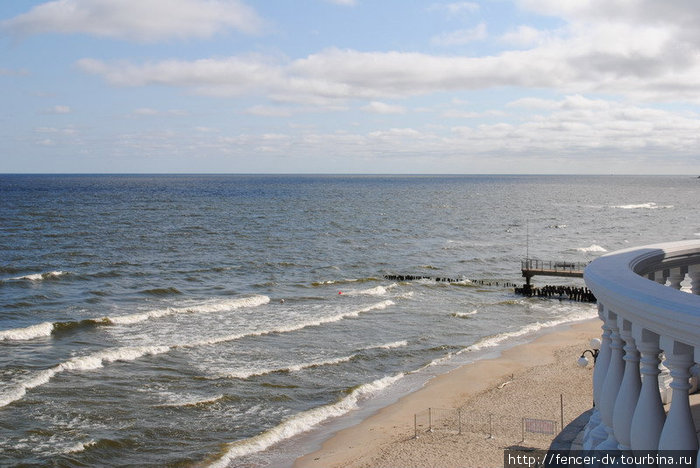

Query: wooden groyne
[514,284,596,303]
[383,274,518,288]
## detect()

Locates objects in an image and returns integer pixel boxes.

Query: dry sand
[294,319,600,468]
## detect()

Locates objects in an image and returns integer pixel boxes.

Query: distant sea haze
[0,174,696,466]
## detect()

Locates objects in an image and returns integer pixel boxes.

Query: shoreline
[294,318,600,468]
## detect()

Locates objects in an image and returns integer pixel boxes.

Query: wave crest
[0,346,170,408]
[576,244,607,253]
[224,355,355,380]
[612,202,673,210]
[9,271,68,281]
[209,373,404,467]
[0,321,54,341]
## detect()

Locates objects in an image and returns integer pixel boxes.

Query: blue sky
[2,0,700,173]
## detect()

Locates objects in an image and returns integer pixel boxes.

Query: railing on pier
[580,240,700,455]
[521,259,589,276]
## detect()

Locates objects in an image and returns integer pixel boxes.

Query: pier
[521,259,587,286]
[517,259,595,302]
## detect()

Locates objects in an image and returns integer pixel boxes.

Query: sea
[0,174,697,467]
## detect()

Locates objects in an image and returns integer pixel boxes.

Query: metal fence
[414,407,559,442]
[521,259,589,273]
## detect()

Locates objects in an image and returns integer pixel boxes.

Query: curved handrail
[584,240,700,349]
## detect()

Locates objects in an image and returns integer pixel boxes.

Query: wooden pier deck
[521,259,588,285]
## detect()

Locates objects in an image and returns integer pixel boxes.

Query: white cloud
[0,67,30,76]
[132,107,188,116]
[362,101,406,114]
[428,2,480,16]
[431,23,487,46]
[72,1,700,107]
[2,0,264,42]
[499,25,551,47]
[324,0,357,6]
[45,105,71,114]
[245,105,295,117]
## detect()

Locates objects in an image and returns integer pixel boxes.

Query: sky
[2,0,700,174]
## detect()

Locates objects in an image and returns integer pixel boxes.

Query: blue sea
[0,174,697,466]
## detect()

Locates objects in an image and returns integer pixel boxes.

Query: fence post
[560,394,564,430]
[521,417,525,442]
[414,413,417,439]
[488,413,493,439]
[428,407,433,432]
[458,408,462,435]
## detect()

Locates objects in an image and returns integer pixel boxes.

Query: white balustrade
[612,318,640,451]
[582,314,612,450]
[582,240,700,457]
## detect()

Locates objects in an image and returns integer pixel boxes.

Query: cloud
[323,0,357,5]
[132,107,188,116]
[428,2,479,16]
[45,105,71,114]
[2,0,264,42]
[362,101,406,114]
[431,23,487,46]
[0,67,30,77]
[499,25,552,47]
[74,0,700,105]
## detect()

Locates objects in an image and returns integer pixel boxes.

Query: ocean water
[0,174,697,466]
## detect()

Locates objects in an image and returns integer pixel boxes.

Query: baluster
[658,340,698,452]
[654,270,668,285]
[630,329,665,453]
[667,266,687,291]
[688,264,700,295]
[596,312,624,450]
[613,318,640,451]
[583,307,612,449]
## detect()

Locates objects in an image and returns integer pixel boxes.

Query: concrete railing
[581,240,700,456]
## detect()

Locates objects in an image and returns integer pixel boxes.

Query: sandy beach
[295,319,600,468]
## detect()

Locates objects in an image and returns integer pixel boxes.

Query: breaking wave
[223,355,355,380]
[208,373,404,467]
[464,308,598,353]
[0,346,170,408]
[157,394,225,408]
[7,271,68,282]
[451,309,478,319]
[0,321,55,341]
[107,295,270,325]
[188,300,394,348]
[0,296,271,341]
[575,244,607,253]
[340,284,396,296]
[612,202,673,210]
[369,340,408,350]
[311,277,378,286]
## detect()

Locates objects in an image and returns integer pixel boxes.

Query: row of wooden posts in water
[382,274,596,303]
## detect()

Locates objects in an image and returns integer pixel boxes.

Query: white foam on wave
[341,284,396,296]
[208,373,404,467]
[105,295,270,325]
[612,202,673,210]
[370,340,408,350]
[451,309,478,318]
[10,270,67,281]
[224,355,355,380]
[0,321,54,341]
[464,309,598,353]
[0,345,170,408]
[0,296,272,342]
[189,300,394,348]
[576,244,607,253]
[158,394,225,408]
[63,440,96,454]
